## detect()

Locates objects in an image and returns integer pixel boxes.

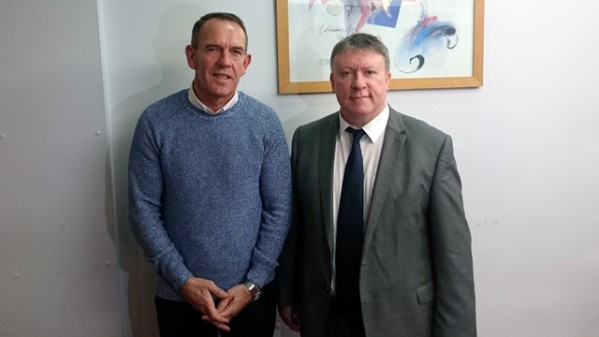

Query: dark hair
[330,33,390,71]
[190,12,248,50]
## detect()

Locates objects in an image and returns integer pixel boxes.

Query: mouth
[213,73,232,80]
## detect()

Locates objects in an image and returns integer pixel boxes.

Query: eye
[231,48,245,57]
[205,46,219,53]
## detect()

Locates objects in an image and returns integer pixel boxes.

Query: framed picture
[275,0,484,94]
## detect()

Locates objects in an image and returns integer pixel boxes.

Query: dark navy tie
[336,127,366,309]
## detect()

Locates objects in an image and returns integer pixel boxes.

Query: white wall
[459,2,599,335]
[99,1,599,336]
[1,0,597,336]
[0,0,122,336]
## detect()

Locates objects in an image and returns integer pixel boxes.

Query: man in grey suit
[277,33,476,337]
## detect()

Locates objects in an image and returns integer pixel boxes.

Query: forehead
[333,49,385,69]
[199,19,247,46]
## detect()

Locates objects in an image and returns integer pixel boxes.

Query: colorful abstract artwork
[309,0,403,34]
[276,0,484,93]
[394,1,458,74]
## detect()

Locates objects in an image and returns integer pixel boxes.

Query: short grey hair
[330,33,390,72]
[191,12,248,50]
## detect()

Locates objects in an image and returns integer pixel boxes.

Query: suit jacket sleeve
[429,135,476,337]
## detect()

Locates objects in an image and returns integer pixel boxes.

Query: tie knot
[346,127,365,145]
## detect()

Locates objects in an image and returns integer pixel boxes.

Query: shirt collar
[188,83,239,114]
[338,105,389,143]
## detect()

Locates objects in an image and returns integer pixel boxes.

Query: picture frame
[275,0,485,94]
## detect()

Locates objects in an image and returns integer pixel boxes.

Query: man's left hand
[202,284,253,323]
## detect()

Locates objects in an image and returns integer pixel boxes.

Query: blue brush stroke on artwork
[369,0,402,28]
[395,1,458,73]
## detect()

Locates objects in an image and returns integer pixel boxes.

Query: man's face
[330,49,390,127]
[185,18,251,110]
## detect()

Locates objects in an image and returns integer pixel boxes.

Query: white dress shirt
[188,83,238,113]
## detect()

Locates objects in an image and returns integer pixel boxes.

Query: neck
[192,83,235,113]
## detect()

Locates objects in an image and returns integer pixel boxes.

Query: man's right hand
[279,305,301,332]
[180,277,231,331]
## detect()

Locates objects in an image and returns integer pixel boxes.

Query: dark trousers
[155,282,276,337]
[323,298,366,337]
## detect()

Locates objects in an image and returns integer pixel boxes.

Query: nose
[351,73,366,90]
[217,51,232,67]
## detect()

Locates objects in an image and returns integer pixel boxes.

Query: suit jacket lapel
[363,109,407,257]
[319,114,340,253]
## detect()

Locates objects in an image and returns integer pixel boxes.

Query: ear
[236,53,252,78]
[242,53,252,73]
[385,71,391,89]
[329,72,335,92]
[185,45,196,70]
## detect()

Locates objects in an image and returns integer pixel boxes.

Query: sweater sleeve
[245,113,292,287]
[128,113,192,292]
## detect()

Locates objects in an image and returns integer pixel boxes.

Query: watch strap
[243,281,262,301]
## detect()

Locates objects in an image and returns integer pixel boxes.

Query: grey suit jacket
[277,108,476,337]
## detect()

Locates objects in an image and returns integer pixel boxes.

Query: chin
[209,86,234,96]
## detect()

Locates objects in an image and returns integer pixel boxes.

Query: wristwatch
[243,281,262,301]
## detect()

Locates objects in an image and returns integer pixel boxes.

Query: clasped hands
[180,276,253,331]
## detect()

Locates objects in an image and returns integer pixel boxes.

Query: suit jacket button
[324,285,331,292]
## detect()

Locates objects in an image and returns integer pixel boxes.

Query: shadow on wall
[105,4,201,337]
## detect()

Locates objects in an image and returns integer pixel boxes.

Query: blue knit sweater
[128,90,292,301]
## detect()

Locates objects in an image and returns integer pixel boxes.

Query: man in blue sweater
[128,12,292,337]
